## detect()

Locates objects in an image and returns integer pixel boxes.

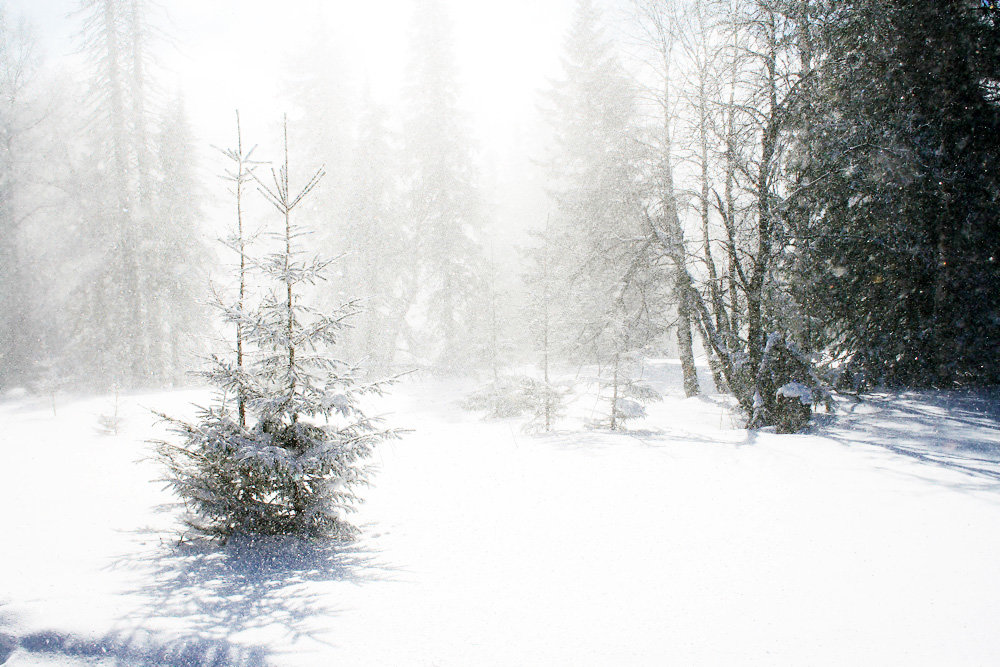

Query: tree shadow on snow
[101,531,396,664]
[5,627,269,666]
[0,534,397,666]
[0,602,18,665]
[0,598,267,667]
[133,533,392,633]
[821,390,1000,489]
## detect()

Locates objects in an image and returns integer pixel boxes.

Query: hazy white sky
[8,0,576,155]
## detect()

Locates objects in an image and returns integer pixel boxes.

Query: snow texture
[2,361,1000,665]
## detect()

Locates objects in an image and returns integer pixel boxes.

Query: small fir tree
[212,109,260,428]
[592,351,661,431]
[157,116,396,540]
[522,216,569,432]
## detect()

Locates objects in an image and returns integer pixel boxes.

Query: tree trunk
[610,353,620,431]
[655,23,700,398]
[676,271,700,397]
[747,9,779,373]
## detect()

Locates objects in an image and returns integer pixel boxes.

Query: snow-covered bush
[523,377,569,433]
[96,385,122,435]
[750,332,831,433]
[463,375,538,418]
[156,119,397,540]
[464,374,565,419]
[588,376,661,431]
[464,374,569,431]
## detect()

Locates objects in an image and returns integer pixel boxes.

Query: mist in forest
[1,0,998,432]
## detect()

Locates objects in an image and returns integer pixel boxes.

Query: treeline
[2,0,998,434]
[520,0,1000,430]
[0,0,501,392]
[0,0,204,391]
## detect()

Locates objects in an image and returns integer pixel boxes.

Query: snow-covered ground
[2,362,1000,666]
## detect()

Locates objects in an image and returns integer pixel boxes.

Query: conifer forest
[1,1,999,665]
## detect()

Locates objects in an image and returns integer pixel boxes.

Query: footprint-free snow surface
[2,362,1000,666]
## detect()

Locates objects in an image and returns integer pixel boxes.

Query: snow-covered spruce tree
[71,0,145,387]
[157,117,396,539]
[589,313,662,431]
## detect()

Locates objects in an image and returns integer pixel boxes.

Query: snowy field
[2,361,1000,666]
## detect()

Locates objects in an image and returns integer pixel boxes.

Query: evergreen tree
[69,0,206,388]
[158,118,396,539]
[148,93,208,384]
[544,0,663,429]
[339,89,408,373]
[214,110,259,429]
[0,10,42,389]
[795,0,1000,387]
[72,0,144,386]
[403,0,486,369]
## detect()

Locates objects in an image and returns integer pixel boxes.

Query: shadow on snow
[1,532,397,666]
[3,628,268,667]
[821,389,1000,486]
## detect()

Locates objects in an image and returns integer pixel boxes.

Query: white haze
[10,0,582,307]
[13,0,574,173]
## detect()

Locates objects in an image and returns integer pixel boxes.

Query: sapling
[157,116,398,539]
